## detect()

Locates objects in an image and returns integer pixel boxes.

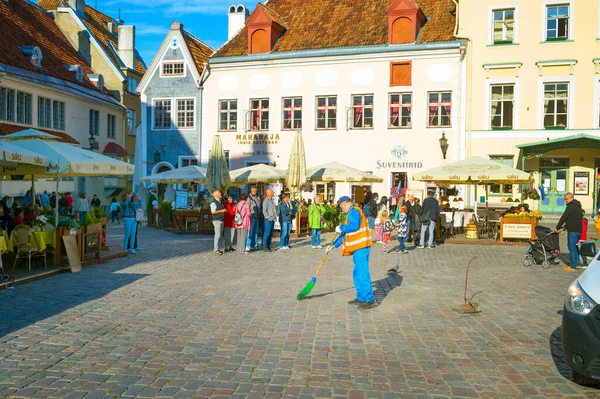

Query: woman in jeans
[235,193,251,254]
[121,193,137,254]
[223,195,236,252]
[308,195,325,249]
[109,198,120,224]
[76,193,89,222]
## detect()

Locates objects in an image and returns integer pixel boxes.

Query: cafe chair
[12,225,46,271]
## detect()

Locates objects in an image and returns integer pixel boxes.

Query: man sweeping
[326,196,376,310]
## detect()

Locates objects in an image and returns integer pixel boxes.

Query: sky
[91,0,257,65]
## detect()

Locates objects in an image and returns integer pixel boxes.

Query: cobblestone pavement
[1,225,599,398]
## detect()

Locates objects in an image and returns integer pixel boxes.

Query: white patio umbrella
[140,165,207,184]
[0,140,49,168]
[230,164,287,184]
[206,135,231,193]
[286,132,307,200]
[307,161,384,183]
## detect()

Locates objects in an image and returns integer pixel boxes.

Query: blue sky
[94,0,256,65]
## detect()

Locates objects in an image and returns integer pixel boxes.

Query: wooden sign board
[62,235,82,272]
[502,223,532,239]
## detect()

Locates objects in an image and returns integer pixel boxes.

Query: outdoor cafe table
[440,211,475,233]
[9,229,56,252]
[0,234,8,253]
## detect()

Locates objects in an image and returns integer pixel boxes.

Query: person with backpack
[235,193,251,254]
[223,195,237,252]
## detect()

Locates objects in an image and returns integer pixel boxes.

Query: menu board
[175,191,188,209]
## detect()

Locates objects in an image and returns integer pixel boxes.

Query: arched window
[251,29,269,54]
[31,47,43,67]
[237,5,244,12]
[391,17,414,44]
[229,5,236,13]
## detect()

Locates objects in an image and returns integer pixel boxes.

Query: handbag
[419,211,430,225]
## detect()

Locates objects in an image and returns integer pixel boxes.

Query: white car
[562,245,600,386]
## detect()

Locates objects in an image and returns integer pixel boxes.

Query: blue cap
[337,196,352,206]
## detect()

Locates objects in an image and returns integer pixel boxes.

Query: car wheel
[542,260,551,269]
[572,370,600,386]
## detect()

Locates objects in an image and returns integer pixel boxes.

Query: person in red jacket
[578,210,589,266]
[223,195,237,252]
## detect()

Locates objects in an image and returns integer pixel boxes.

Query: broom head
[296,277,317,300]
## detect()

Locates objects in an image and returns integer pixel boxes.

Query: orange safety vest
[341,205,372,256]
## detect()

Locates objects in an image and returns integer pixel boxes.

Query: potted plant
[93,206,108,226]
[159,200,173,228]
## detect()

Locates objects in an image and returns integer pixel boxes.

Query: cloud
[109,0,255,16]
[134,23,170,36]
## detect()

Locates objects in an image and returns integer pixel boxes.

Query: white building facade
[203,0,467,202]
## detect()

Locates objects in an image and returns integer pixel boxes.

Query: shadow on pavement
[373,272,403,305]
[303,286,354,299]
[0,265,148,339]
[550,326,574,380]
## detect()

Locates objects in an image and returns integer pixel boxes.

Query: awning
[517,133,600,157]
[103,142,129,156]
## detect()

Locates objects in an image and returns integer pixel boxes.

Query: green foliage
[56,216,81,230]
[93,206,107,219]
[159,200,172,213]
[83,211,96,226]
[322,204,337,229]
[147,193,157,210]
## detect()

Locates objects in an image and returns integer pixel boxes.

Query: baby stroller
[524,225,561,269]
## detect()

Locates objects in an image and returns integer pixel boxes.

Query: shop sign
[376,144,423,169]
[502,223,532,239]
[236,133,280,145]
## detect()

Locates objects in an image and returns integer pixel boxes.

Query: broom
[296,234,338,300]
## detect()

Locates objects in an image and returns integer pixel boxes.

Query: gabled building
[38,0,146,192]
[203,0,467,201]
[0,0,127,198]
[137,22,213,189]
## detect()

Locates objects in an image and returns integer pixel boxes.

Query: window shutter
[251,29,270,54]
[390,62,412,87]
[391,17,414,44]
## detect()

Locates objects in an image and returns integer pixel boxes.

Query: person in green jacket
[308,195,326,249]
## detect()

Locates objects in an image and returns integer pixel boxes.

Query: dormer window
[246,4,286,54]
[386,0,426,45]
[66,64,85,82]
[87,74,105,89]
[19,46,43,68]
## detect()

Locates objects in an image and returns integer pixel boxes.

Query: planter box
[160,212,172,228]
[55,227,83,267]
[500,218,537,241]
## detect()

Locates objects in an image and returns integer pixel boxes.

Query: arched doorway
[151,162,174,199]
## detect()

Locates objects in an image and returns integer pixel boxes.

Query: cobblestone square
[1,227,599,398]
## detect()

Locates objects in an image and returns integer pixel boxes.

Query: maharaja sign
[236,133,280,145]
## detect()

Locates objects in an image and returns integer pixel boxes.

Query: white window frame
[315,95,338,130]
[152,98,173,130]
[16,91,33,125]
[426,90,453,128]
[489,6,518,45]
[175,98,195,129]
[38,97,52,128]
[127,109,136,136]
[542,1,573,42]
[538,76,574,129]
[248,98,270,131]
[218,99,238,132]
[0,88,15,122]
[388,92,413,129]
[160,61,186,78]
[350,94,374,130]
[485,79,520,130]
[52,100,65,130]
[489,155,515,195]
[107,114,117,139]
[89,109,100,136]
[281,97,303,130]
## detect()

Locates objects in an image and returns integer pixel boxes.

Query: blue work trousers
[280,222,291,248]
[247,217,259,250]
[352,247,375,303]
[263,219,275,250]
[311,228,322,246]
[124,217,136,250]
[567,231,581,269]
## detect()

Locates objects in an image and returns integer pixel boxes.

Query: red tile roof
[214,0,457,57]
[181,30,214,76]
[0,123,79,144]
[255,3,286,29]
[0,0,106,92]
[37,0,147,74]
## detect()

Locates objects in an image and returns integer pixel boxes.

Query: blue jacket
[333,205,363,248]
[121,198,134,218]
[278,200,294,223]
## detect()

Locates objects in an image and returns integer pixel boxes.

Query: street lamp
[439,132,449,160]
[87,133,99,150]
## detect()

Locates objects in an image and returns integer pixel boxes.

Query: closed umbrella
[140,165,207,184]
[307,161,383,183]
[286,132,307,200]
[230,164,286,184]
[206,135,231,193]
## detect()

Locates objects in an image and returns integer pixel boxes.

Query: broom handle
[314,233,339,278]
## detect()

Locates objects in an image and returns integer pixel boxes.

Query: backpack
[363,202,370,217]
[234,202,244,226]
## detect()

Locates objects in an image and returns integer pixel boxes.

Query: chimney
[118,25,136,70]
[107,21,114,34]
[171,20,182,31]
[67,0,85,17]
[228,4,249,40]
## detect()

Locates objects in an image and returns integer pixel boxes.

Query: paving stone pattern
[1,226,599,398]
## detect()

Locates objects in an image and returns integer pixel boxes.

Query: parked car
[562,243,600,386]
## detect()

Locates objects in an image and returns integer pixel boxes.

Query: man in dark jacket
[556,192,583,270]
[418,190,440,249]
[365,192,378,229]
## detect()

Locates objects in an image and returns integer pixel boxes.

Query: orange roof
[37,0,146,75]
[214,0,457,57]
[256,3,286,29]
[0,0,105,92]
[0,123,79,144]
[181,30,214,75]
